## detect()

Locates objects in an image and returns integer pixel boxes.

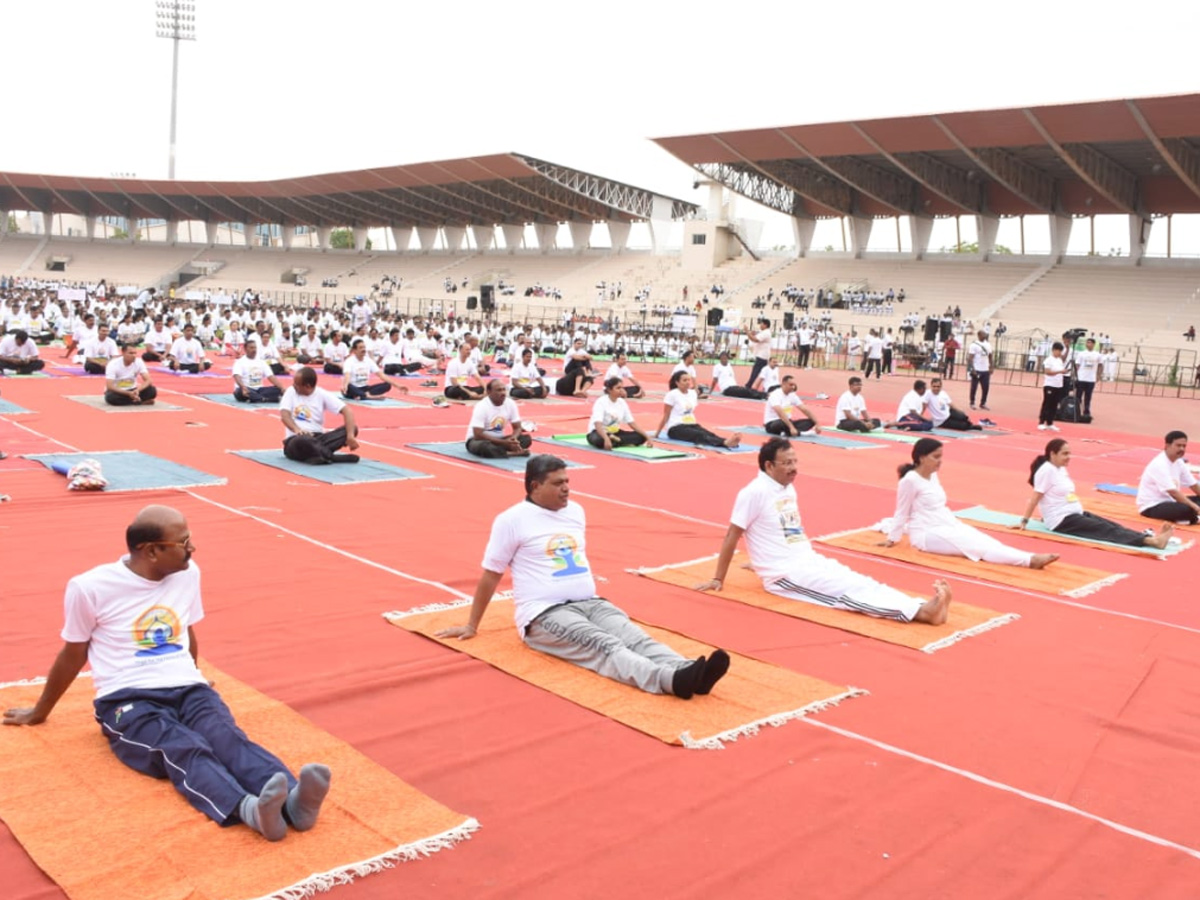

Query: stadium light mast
[155,0,196,180]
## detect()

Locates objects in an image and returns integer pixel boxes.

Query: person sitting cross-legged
[835,376,881,432]
[341,338,410,401]
[1136,430,1200,525]
[588,377,655,450]
[924,377,981,430]
[465,380,532,459]
[0,329,45,374]
[887,379,933,431]
[436,455,730,699]
[280,366,360,464]
[232,338,286,403]
[763,375,821,437]
[444,343,485,401]
[104,342,158,406]
[508,347,549,399]
[167,324,213,373]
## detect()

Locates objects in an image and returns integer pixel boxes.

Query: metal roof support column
[976,215,999,260]
[1128,215,1148,266]
[792,218,814,257]
[909,216,933,260]
[443,226,466,252]
[85,216,97,240]
[649,195,673,255]
[281,226,294,250]
[388,226,408,252]
[415,227,437,252]
[352,227,368,251]
[41,212,53,237]
[849,216,873,259]
[472,225,495,252]
[204,220,217,245]
[315,226,331,250]
[500,224,524,252]
[533,223,556,253]
[567,221,590,252]
[1049,215,1073,262]
[606,220,631,252]
[166,220,178,244]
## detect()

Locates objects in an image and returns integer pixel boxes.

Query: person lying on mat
[3,505,332,842]
[924,378,982,431]
[341,338,409,401]
[0,329,45,373]
[280,366,360,464]
[232,338,286,403]
[763,375,821,437]
[1136,430,1200,525]
[654,371,741,449]
[589,377,655,451]
[444,343,486,401]
[81,323,119,375]
[604,352,644,398]
[835,377,881,432]
[1019,438,1174,549]
[166,324,213,373]
[710,350,766,400]
[698,437,952,625]
[104,342,158,406]
[466,380,532,459]
[887,379,933,431]
[882,438,1057,569]
[509,347,549,399]
[437,455,730,699]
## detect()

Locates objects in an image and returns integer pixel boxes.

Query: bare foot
[1145,523,1175,550]
[724,433,742,449]
[914,579,952,626]
[1029,553,1059,569]
[509,448,531,458]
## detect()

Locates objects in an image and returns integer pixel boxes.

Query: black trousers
[882,348,893,374]
[1140,500,1198,525]
[445,384,483,401]
[234,385,281,403]
[969,370,990,405]
[510,385,546,399]
[765,418,815,435]
[1055,512,1146,547]
[797,345,812,367]
[343,383,391,400]
[587,429,647,449]
[84,360,108,375]
[283,427,351,463]
[1039,385,1066,426]
[667,424,726,447]
[466,434,531,458]
[722,385,767,400]
[746,357,768,388]
[936,409,980,430]
[1075,380,1095,416]
[0,359,44,374]
[104,385,157,406]
[863,358,882,379]
[384,362,422,375]
[322,362,344,375]
[837,418,880,432]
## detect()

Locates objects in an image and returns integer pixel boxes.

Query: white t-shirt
[380,338,407,365]
[759,365,781,391]
[711,362,738,392]
[752,328,772,360]
[764,388,803,426]
[444,356,475,388]
[0,335,38,360]
[730,471,813,580]
[466,396,521,441]
[105,356,148,390]
[591,394,634,433]
[895,390,928,420]
[509,360,541,387]
[232,356,272,389]
[924,390,953,427]
[169,337,204,365]
[344,355,381,388]
[481,499,596,633]
[867,336,884,360]
[605,362,634,383]
[281,385,344,436]
[836,389,868,423]
[1137,451,1198,512]
[968,340,991,373]
[1033,462,1083,530]
[61,559,208,699]
[298,335,323,356]
[1043,355,1066,388]
[324,340,349,363]
[1074,349,1101,383]
[662,388,699,431]
[82,337,118,361]
[145,328,172,352]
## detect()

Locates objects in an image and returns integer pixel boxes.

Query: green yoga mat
[954,505,1190,557]
[547,433,692,461]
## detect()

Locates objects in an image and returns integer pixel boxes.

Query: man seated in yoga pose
[924,377,982,430]
[465,379,532,459]
[710,350,766,400]
[1136,430,1200,525]
[81,323,119,375]
[295,325,325,366]
[698,437,952,624]
[166,324,213,372]
[0,329,45,373]
[444,343,486,401]
[589,377,655,450]
[3,505,332,842]
[763,375,822,437]
[104,342,158,406]
[142,318,173,363]
[322,332,350,375]
[889,379,933,431]
[232,338,287,403]
[509,347,549,399]
[280,366,360,464]
[835,376,881,432]
[341,338,410,401]
[437,455,730,698]
[604,352,643,398]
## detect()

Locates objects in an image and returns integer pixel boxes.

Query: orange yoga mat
[386,598,864,748]
[815,528,1126,597]
[636,552,1018,654]
[0,670,478,900]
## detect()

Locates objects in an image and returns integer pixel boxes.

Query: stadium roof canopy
[654,94,1200,220]
[0,154,697,228]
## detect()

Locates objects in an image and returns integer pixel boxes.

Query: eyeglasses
[138,537,194,551]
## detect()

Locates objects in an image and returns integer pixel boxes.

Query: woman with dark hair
[1038,341,1068,431]
[1019,438,1174,548]
[883,438,1058,568]
[653,371,741,449]
[588,378,654,450]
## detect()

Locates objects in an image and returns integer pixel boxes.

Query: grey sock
[239,772,289,841]
[285,763,332,832]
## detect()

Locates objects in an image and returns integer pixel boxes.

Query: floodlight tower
[155,0,196,180]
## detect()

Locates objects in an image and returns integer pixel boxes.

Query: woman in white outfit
[883,438,1058,569]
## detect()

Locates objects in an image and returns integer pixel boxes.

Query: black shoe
[672,656,706,700]
[695,649,730,695]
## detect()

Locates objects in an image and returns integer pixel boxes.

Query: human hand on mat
[436,624,477,640]
[695,578,722,592]
[3,707,45,726]
[878,539,895,547]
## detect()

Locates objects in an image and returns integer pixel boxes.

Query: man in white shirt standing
[1137,430,1200,524]
[699,438,950,624]
[3,505,333,841]
[967,330,992,410]
[279,367,360,464]
[436,455,729,698]
[863,330,884,379]
[465,380,531,459]
[1072,337,1101,421]
[745,318,772,387]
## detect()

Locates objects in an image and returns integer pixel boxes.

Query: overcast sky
[4,1,1199,250]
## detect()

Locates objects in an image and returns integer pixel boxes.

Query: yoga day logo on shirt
[294,404,314,422]
[775,499,805,542]
[545,534,589,577]
[132,605,185,657]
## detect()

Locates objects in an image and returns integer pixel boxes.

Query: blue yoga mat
[654,434,759,454]
[230,450,432,484]
[25,451,225,491]
[731,426,885,450]
[0,398,32,414]
[408,441,590,472]
[1096,483,1138,496]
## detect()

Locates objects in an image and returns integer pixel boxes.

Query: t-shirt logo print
[776,500,805,543]
[545,534,589,577]
[132,605,185,657]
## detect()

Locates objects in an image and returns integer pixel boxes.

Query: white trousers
[912,523,1031,567]
[765,550,923,622]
